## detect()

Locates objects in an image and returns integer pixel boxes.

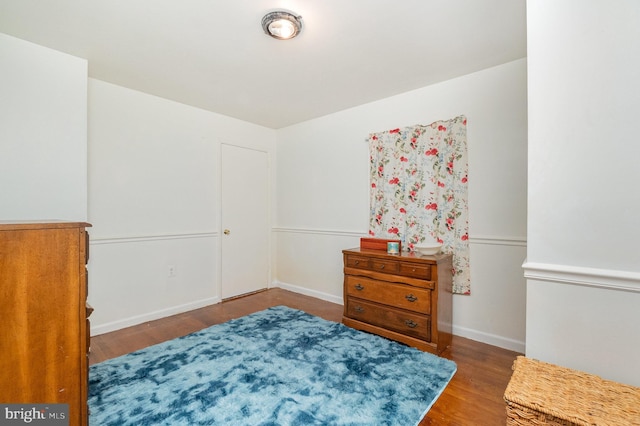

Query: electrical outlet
[168,265,176,277]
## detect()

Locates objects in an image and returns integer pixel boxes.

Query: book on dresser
[0,221,92,426]
[342,247,453,354]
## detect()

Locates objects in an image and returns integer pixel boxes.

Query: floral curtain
[368,115,470,294]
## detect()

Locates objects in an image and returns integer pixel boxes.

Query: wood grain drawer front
[399,262,431,280]
[345,255,371,270]
[346,298,431,341]
[371,258,399,273]
[345,276,431,314]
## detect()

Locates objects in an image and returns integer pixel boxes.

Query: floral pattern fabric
[368,116,470,294]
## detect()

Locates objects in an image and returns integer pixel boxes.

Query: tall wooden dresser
[342,248,453,354]
[0,221,91,426]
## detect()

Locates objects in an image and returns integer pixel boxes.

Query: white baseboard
[272,280,525,353]
[271,280,343,306]
[91,284,525,353]
[452,324,525,353]
[91,296,221,336]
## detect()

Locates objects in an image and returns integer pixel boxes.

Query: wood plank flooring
[89,288,521,425]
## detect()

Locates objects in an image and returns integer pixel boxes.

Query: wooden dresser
[0,221,92,426]
[342,248,452,354]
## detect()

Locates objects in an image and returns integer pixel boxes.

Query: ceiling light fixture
[261,10,303,40]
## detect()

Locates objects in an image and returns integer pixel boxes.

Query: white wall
[88,79,276,334]
[0,32,87,221]
[3,30,528,353]
[275,59,528,352]
[525,1,640,386]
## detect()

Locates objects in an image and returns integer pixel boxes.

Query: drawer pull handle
[379,264,385,269]
[354,306,364,313]
[404,319,418,328]
[354,283,364,291]
[405,294,417,302]
[354,260,360,265]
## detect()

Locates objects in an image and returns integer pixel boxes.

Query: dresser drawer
[346,298,431,341]
[399,262,431,280]
[370,258,399,274]
[345,275,431,314]
[344,255,371,270]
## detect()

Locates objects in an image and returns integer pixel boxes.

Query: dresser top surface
[343,247,451,264]
[0,221,92,231]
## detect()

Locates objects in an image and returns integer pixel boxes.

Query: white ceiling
[0,0,526,129]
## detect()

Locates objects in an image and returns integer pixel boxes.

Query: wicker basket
[504,356,640,426]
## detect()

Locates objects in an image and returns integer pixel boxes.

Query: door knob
[223,229,230,235]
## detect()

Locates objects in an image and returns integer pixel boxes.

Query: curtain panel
[367,115,470,294]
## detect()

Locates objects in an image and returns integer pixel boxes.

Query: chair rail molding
[469,235,526,247]
[273,227,526,247]
[272,227,365,238]
[522,260,640,293]
[91,232,217,245]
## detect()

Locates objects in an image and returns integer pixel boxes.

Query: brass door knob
[223,229,230,235]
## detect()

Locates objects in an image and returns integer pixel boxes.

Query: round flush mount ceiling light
[261,10,303,40]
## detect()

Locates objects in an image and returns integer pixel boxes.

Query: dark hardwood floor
[89,288,520,425]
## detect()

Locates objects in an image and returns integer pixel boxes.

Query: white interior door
[220,144,269,299]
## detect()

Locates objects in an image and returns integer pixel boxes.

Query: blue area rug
[89,306,456,425]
